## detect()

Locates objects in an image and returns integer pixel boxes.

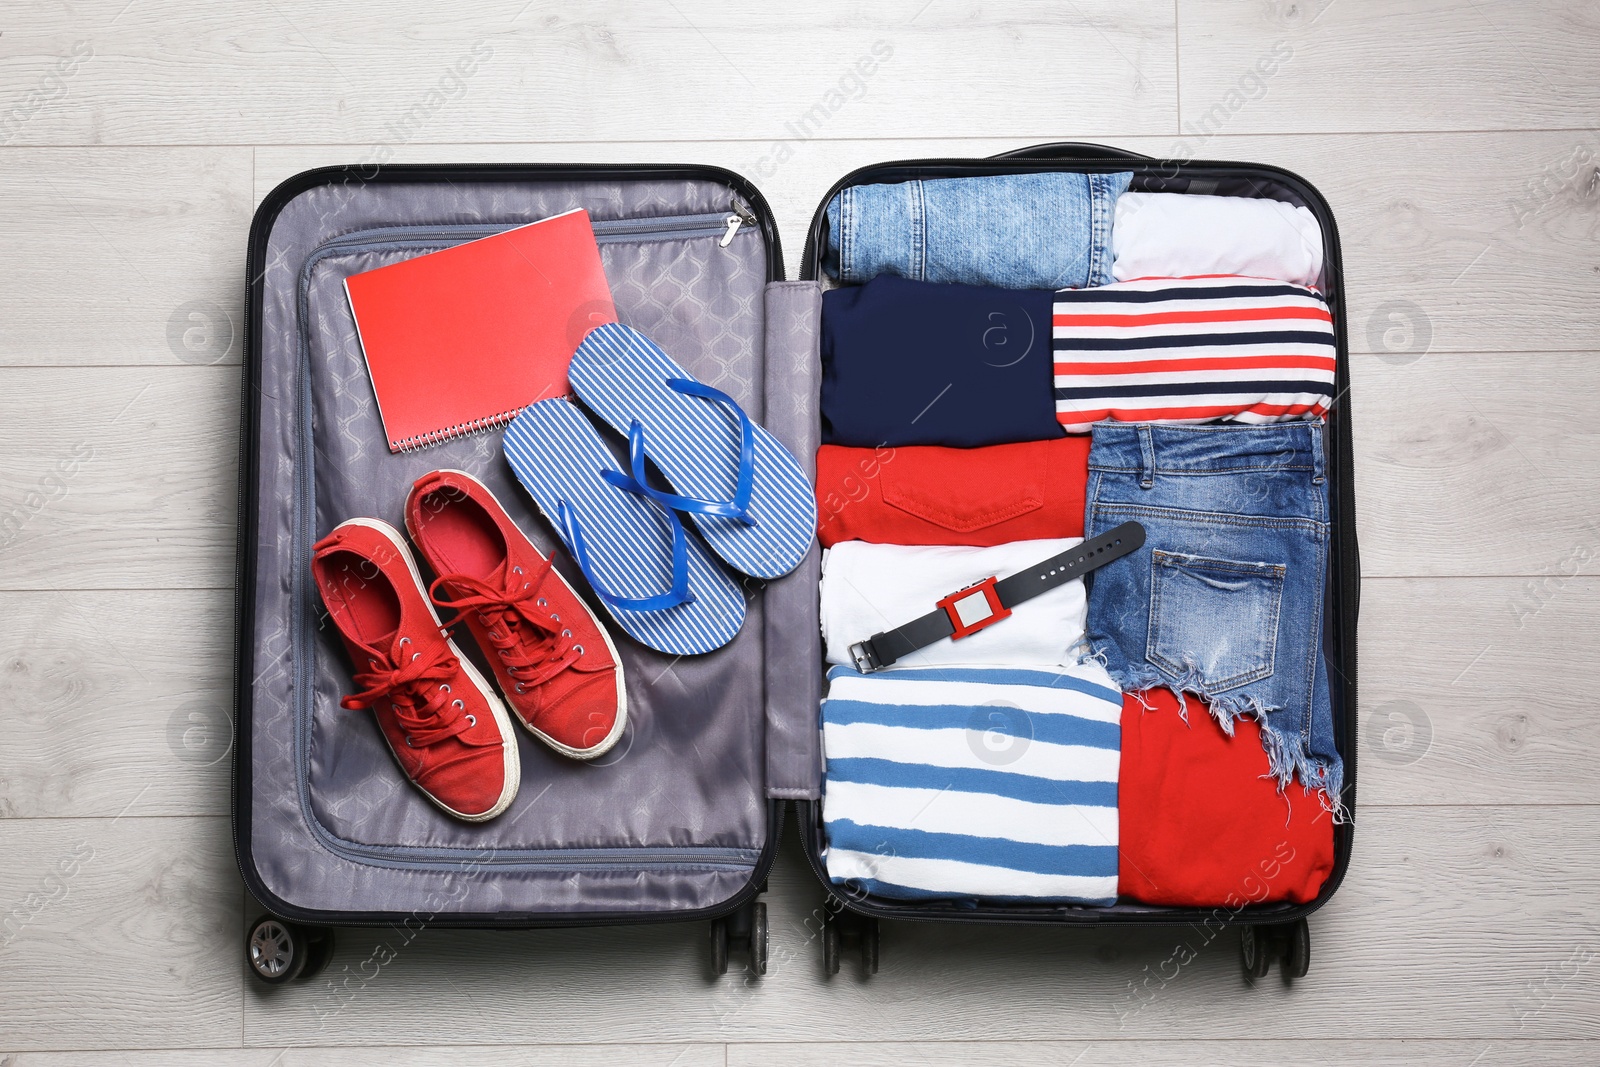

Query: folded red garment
[815,437,1090,548]
[1118,688,1335,907]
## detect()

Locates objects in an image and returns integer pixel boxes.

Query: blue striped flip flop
[567,322,817,580]
[502,398,746,657]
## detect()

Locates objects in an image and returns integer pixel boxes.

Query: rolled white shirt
[1112,192,1324,287]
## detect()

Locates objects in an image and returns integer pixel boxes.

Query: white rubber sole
[408,470,630,761]
[332,517,521,823]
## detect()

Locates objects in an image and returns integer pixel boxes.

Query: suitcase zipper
[309,825,761,873]
[720,196,759,246]
[311,209,751,259]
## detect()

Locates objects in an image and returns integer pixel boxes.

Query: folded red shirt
[1118,688,1335,907]
[815,437,1090,548]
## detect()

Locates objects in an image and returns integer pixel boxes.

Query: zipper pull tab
[720,197,758,247]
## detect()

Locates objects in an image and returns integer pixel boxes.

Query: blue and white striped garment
[568,322,817,580]
[822,663,1122,903]
[502,398,746,656]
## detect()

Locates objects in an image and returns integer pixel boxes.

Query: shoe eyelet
[404,735,415,747]
[497,650,508,659]
[561,629,572,638]
[550,613,560,622]
[515,684,526,694]
[411,652,421,662]
[439,684,450,693]
[465,714,477,727]
[536,597,548,607]
[573,644,584,655]
[452,699,465,710]
[398,636,410,647]
[368,658,379,668]
[512,566,523,575]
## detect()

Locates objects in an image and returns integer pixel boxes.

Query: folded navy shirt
[821,276,1062,448]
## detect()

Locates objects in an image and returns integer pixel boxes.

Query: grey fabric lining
[759,282,825,799]
[248,176,787,916]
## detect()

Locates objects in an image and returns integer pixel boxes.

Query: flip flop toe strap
[620,378,758,526]
[556,498,696,613]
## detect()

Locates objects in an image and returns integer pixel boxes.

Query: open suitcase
[232,142,1358,985]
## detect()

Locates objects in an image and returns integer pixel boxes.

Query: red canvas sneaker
[406,469,627,759]
[311,518,520,822]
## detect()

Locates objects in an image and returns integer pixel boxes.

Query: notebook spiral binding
[390,407,525,454]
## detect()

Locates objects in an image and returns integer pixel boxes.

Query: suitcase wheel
[750,901,769,976]
[822,915,842,976]
[1240,918,1311,982]
[710,915,730,976]
[821,910,879,978]
[246,914,335,986]
[1239,924,1272,981]
[1281,916,1311,979]
[709,899,767,978]
[861,916,879,975]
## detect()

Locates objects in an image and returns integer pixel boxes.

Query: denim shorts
[1081,422,1343,806]
[823,171,1131,290]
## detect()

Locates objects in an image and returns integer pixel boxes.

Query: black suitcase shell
[231,143,1356,982]
[792,144,1356,972]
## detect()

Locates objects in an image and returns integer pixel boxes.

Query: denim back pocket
[1146,551,1286,693]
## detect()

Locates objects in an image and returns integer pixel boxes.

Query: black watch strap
[846,521,1145,674]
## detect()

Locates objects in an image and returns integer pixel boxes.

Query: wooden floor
[3,1,1598,1062]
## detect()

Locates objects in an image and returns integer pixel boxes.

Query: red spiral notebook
[344,208,616,453]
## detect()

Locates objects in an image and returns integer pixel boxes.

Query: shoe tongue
[369,630,422,671]
[347,631,401,676]
[345,625,397,665]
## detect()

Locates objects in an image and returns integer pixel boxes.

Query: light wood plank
[3,1042,1593,1066]
[0,588,233,819]
[0,148,252,367]
[5,351,1592,589]
[243,808,1600,1045]
[0,817,241,1051]
[0,1048,724,1066]
[0,134,1558,379]
[1177,0,1600,134]
[0,366,236,590]
[1359,578,1600,806]
[728,1040,1599,1067]
[0,1,1175,147]
[1,575,1587,821]
[1351,352,1600,577]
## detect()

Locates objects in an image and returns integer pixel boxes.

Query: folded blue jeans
[824,171,1132,290]
[1081,422,1343,807]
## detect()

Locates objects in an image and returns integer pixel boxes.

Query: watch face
[952,589,995,628]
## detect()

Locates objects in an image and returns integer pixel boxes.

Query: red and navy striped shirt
[1051,275,1336,433]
